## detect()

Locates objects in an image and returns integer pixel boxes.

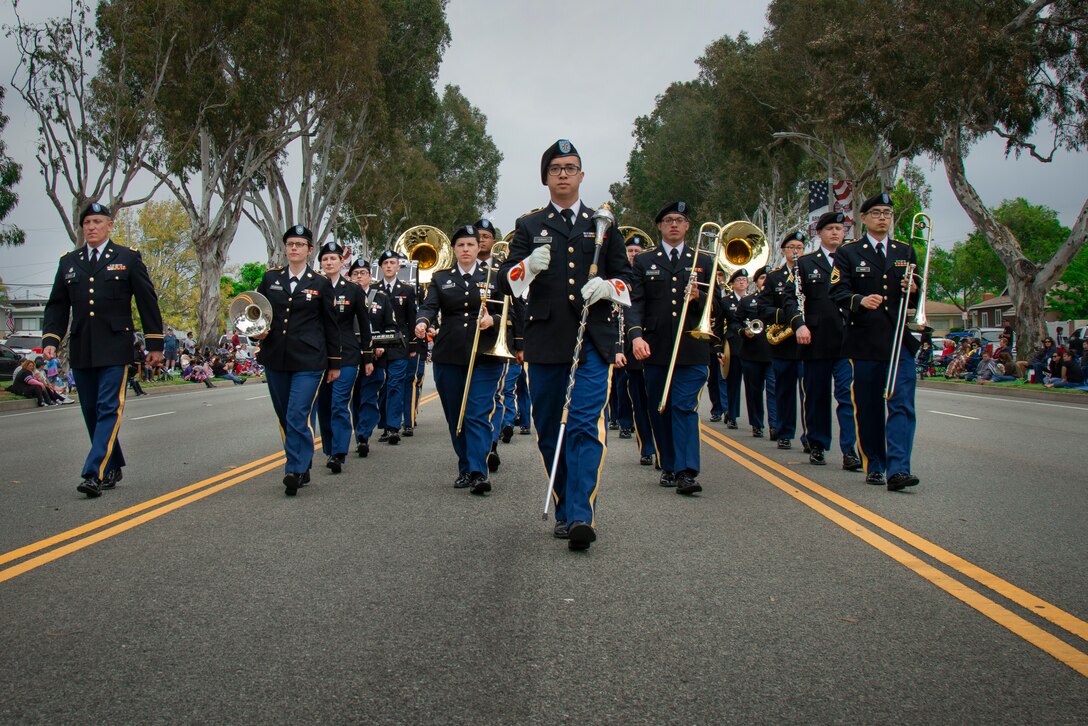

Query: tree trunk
[194,235,229,353]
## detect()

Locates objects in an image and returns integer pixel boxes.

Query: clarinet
[794,264,806,324]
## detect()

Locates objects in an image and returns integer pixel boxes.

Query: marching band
[223,141,924,550]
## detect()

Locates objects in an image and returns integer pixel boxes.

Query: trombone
[456,265,516,435]
[885,212,933,400]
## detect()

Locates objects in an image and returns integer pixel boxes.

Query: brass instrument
[766,243,805,345]
[490,240,510,265]
[619,225,655,250]
[745,318,764,335]
[228,292,273,337]
[393,225,453,286]
[457,265,496,435]
[480,294,517,361]
[886,213,932,399]
[718,220,770,279]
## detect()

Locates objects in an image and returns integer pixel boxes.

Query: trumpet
[744,318,764,335]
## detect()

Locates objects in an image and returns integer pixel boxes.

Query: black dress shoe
[802,442,812,453]
[453,472,472,488]
[487,443,501,472]
[676,472,703,495]
[752,426,764,438]
[283,473,301,496]
[769,427,778,440]
[327,455,342,474]
[639,455,654,466]
[709,413,722,422]
[726,418,738,430]
[100,468,123,490]
[469,473,492,495]
[619,428,632,439]
[553,521,570,539]
[777,439,791,450]
[386,430,400,445]
[809,447,826,465]
[401,426,414,437]
[357,439,369,458]
[659,471,676,488]
[865,471,885,485]
[301,470,311,485]
[887,472,920,491]
[567,522,596,551]
[77,477,102,498]
[608,420,619,430]
[378,430,391,443]
[519,425,531,435]
[842,452,862,471]
[501,424,514,443]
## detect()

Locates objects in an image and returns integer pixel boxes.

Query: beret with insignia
[451,224,479,244]
[752,265,769,280]
[780,229,806,248]
[474,218,500,238]
[79,202,113,225]
[655,201,692,225]
[729,268,749,284]
[282,225,314,244]
[625,235,646,248]
[348,259,370,275]
[860,192,894,214]
[378,248,399,264]
[540,139,581,184]
[318,241,346,259]
[815,211,845,231]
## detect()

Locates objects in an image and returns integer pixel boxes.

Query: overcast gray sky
[1,0,1084,298]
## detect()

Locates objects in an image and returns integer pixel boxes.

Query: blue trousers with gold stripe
[801,358,857,454]
[378,358,408,432]
[71,365,128,481]
[850,346,917,476]
[645,363,708,475]
[625,369,655,458]
[772,358,805,441]
[317,365,358,457]
[402,353,425,428]
[265,368,323,475]
[491,360,518,443]
[433,361,503,475]
[833,358,857,455]
[528,347,611,527]
[353,366,385,443]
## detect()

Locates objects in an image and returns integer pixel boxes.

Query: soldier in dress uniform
[500,139,631,551]
[42,202,165,497]
[830,193,921,491]
[253,225,341,496]
[375,248,415,445]
[315,241,371,473]
[349,259,396,458]
[616,234,655,465]
[401,250,427,438]
[784,212,862,471]
[629,201,717,496]
[719,267,747,429]
[416,224,506,495]
[741,266,778,439]
[758,231,808,451]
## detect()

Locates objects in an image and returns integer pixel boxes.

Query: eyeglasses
[660,216,688,226]
[285,241,310,249]
[866,209,893,219]
[546,164,581,176]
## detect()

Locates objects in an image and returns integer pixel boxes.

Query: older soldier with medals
[315,241,371,474]
[42,202,165,497]
[500,139,631,551]
[629,201,717,495]
[830,193,921,491]
[349,259,396,458]
[415,225,505,495]
[253,225,341,496]
[784,212,862,471]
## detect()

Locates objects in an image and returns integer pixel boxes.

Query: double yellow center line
[699,423,1088,678]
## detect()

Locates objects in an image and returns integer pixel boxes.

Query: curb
[0,377,265,413]
[919,378,1088,405]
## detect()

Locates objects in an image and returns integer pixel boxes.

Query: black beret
[815,211,845,231]
[859,192,894,214]
[540,138,580,184]
[79,202,112,225]
[283,225,313,244]
[318,241,346,259]
[752,265,769,280]
[474,218,500,238]
[625,235,646,248]
[451,224,479,244]
[780,230,806,248]
[378,249,399,264]
[347,259,370,275]
[729,268,749,284]
[654,201,692,224]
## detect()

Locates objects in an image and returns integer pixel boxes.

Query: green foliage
[1049,248,1088,318]
[0,88,24,247]
[221,262,268,298]
[892,162,932,243]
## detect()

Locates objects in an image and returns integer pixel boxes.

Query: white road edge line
[245,395,268,400]
[928,410,981,420]
[131,411,175,421]
[922,388,1088,411]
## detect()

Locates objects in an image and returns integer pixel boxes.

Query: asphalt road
[1,380,1086,724]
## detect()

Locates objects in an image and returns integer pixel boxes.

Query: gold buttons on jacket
[88,288,94,294]
[568,247,574,253]
[569,294,575,301]
[89,311,95,317]
[568,278,575,285]
[89,277,94,282]
[568,262,575,269]
[89,300,94,305]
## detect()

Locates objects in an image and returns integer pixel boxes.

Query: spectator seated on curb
[966,350,998,382]
[211,355,246,385]
[980,352,1021,384]
[33,356,74,404]
[945,341,971,378]
[916,340,935,379]
[1045,350,1085,389]
[1043,348,1065,386]
[181,357,216,388]
[1016,337,1056,382]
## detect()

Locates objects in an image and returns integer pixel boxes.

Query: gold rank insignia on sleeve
[830,267,841,284]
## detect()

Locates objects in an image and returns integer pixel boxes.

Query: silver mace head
[592,203,615,236]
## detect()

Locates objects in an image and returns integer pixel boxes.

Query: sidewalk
[919,378,1088,405]
[0,377,264,413]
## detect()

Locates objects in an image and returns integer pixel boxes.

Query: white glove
[581,277,611,305]
[526,244,551,274]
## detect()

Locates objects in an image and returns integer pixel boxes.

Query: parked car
[0,344,21,379]
[2,333,43,358]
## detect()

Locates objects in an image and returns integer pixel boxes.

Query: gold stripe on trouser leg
[306,376,323,441]
[97,365,130,480]
[588,363,614,528]
[848,359,869,472]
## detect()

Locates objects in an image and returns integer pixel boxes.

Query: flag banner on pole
[807,180,829,237]
[808,179,854,237]
[5,308,14,335]
[831,179,854,236]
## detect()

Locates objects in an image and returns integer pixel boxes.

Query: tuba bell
[228,291,273,338]
[490,240,511,265]
[716,220,770,280]
[619,225,656,250]
[393,225,453,286]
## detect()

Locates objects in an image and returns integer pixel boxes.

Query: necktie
[462,271,473,285]
[561,208,574,230]
[289,276,299,294]
[875,242,885,262]
[670,248,680,266]
[89,248,99,266]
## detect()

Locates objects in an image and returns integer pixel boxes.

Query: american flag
[808,179,855,237]
[831,180,854,235]
[808,180,829,237]
[5,308,13,335]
